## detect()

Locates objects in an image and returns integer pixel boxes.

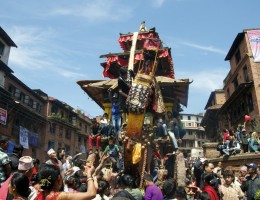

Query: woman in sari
[34,162,96,200]
[201,173,219,200]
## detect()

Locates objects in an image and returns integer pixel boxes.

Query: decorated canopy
[77,76,190,110]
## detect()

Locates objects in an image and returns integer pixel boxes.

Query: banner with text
[20,126,29,149]
[248,30,260,62]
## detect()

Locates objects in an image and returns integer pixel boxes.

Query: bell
[245,115,251,122]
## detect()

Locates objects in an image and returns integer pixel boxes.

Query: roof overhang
[77,76,190,110]
[0,27,17,47]
[201,104,222,126]
[218,81,254,114]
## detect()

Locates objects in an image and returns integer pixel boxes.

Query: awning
[101,48,174,79]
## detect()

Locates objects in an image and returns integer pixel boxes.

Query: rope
[139,147,147,188]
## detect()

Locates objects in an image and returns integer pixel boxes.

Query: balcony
[48,113,77,128]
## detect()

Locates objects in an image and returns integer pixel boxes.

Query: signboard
[0,108,7,125]
[20,126,29,149]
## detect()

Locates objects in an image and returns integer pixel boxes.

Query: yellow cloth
[132,143,142,164]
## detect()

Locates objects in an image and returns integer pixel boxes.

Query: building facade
[202,29,260,142]
[201,89,225,142]
[180,113,208,157]
[218,29,260,132]
[0,27,91,161]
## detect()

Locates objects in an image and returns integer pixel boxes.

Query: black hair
[119,67,128,76]
[97,179,110,198]
[222,169,234,180]
[65,170,82,189]
[33,158,40,165]
[200,192,210,200]
[201,173,220,197]
[201,173,215,185]
[13,144,24,154]
[56,147,65,160]
[38,164,61,191]
[0,136,8,144]
[175,186,187,199]
[203,161,210,171]
[143,174,153,182]
[120,174,134,188]
[162,178,177,198]
[11,172,31,198]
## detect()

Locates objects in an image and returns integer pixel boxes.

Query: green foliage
[255,189,260,200]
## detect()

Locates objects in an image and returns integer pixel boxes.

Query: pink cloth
[0,174,13,200]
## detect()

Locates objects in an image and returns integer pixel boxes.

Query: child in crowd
[102,137,121,170]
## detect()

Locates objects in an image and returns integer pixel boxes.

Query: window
[50,123,56,134]
[8,85,15,96]
[188,131,192,135]
[20,92,25,102]
[235,49,241,64]
[33,102,37,109]
[31,148,36,158]
[24,96,29,104]
[59,126,63,137]
[241,102,245,113]
[0,71,5,88]
[65,144,70,155]
[0,40,4,55]
[14,89,21,98]
[28,98,33,107]
[65,129,71,139]
[188,116,191,120]
[188,123,192,127]
[51,105,58,114]
[233,76,238,90]
[48,140,55,150]
[227,89,230,98]
[243,66,249,82]
[37,105,42,113]
[247,92,254,112]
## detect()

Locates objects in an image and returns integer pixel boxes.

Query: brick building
[203,29,260,140]
[201,89,225,141]
[0,27,91,161]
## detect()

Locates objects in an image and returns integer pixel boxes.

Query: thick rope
[139,147,147,188]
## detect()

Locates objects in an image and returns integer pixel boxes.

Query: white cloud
[8,26,84,80]
[151,0,166,7]
[50,0,133,22]
[57,69,85,79]
[180,41,226,55]
[178,68,228,92]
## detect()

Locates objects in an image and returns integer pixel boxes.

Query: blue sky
[1,0,260,118]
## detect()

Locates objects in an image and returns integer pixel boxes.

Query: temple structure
[77,22,191,185]
[78,22,190,120]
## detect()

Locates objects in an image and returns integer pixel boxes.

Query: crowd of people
[217,125,260,157]
[1,68,260,199]
[1,121,260,200]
